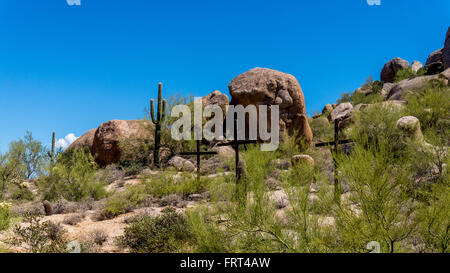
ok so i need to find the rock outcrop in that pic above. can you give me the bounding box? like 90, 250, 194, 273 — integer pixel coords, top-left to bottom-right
381, 58, 410, 83
444, 27, 450, 69
66, 128, 96, 153
92, 120, 154, 166
202, 90, 229, 120
387, 75, 448, 100
228, 67, 313, 146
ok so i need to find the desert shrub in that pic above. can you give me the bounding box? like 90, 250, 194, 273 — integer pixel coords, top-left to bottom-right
10, 213, 68, 253
348, 103, 404, 149
39, 148, 107, 202
395, 67, 427, 82
89, 229, 108, 246
118, 132, 153, 175
144, 173, 208, 198
416, 179, 450, 253
94, 165, 125, 184
117, 208, 192, 253
9, 183, 34, 201
337, 78, 383, 105
99, 185, 147, 219
63, 214, 84, 226
309, 118, 333, 142
0, 153, 22, 199
404, 81, 450, 138
0, 202, 12, 231
334, 143, 417, 253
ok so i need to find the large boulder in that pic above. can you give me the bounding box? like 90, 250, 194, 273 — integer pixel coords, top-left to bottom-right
380, 82, 395, 99
228, 67, 313, 146
444, 27, 450, 70
202, 90, 229, 120
425, 48, 443, 68
329, 102, 353, 121
66, 128, 96, 153
92, 120, 153, 166
380, 58, 410, 83
387, 75, 448, 100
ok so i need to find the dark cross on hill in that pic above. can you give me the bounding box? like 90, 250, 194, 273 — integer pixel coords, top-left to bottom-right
315, 119, 353, 200
217, 118, 257, 181
180, 140, 217, 180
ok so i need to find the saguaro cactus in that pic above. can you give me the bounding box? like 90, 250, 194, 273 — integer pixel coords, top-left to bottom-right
150, 83, 167, 167
50, 131, 56, 166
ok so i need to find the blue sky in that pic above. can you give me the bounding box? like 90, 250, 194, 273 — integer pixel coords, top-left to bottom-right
0, 0, 449, 151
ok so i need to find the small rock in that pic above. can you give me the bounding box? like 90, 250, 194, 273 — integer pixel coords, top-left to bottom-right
396, 116, 423, 141
291, 155, 315, 168
271, 190, 289, 209
411, 61, 423, 73
265, 178, 281, 191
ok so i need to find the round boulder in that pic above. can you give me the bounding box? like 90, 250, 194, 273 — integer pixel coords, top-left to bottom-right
228, 67, 313, 146
396, 116, 423, 141
92, 120, 154, 166
381, 58, 410, 83
66, 128, 96, 153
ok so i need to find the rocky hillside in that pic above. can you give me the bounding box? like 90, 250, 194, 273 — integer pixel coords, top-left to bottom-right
0, 28, 448, 254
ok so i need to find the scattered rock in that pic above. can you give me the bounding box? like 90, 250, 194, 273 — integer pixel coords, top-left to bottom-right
270, 190, 289, 209
187, 194, 204, 201
387, 75, 448, 100
265, 178, 281, 191
66, 128, 96, 153
411, 61, 423, 73
212, 145, 235, 159
228, 67, 313, 146
92, 120, 154, 166
273, 159, 290, 170
381, 58, 410, 83
291, 155, 315, 168
380, 82, 395, 98
353, 103, 368, 112
168, 156, 195, 172
355, 85, 373, 95
396, 116, 423, 142
329, 102, 353, 121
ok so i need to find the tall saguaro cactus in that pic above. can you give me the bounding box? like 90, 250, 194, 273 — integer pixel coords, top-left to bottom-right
51, 132, 56, 165
150, 83, 167, 167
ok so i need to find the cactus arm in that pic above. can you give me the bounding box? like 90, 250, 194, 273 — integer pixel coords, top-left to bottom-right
150, 99, 156, 123
161, 99, 167, 122
157, 83, 163, 121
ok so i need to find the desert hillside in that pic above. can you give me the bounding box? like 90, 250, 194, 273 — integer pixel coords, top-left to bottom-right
0, 28, 449, 254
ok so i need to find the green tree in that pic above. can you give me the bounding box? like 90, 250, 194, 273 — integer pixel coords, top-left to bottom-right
8, 131, 46, 179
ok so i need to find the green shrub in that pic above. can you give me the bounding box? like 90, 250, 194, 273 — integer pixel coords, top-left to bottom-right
117, 208, 193, 253
0, 202, 11, 231
101, 185, 147, 219
10, 213, 68, 253
39, 148, 107, 201
395, 67, 427, 83
404, 81, 450, 138
144, 173, 208, 198
334, 144, 417, 253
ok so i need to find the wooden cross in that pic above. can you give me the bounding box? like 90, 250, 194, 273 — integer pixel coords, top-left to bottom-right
217, 118, 257, 181
315, 119, 353, 199
179, 140, 217, 180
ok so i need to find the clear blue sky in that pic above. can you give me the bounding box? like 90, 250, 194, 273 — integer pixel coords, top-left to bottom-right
0, 0, 449, 151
